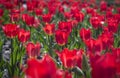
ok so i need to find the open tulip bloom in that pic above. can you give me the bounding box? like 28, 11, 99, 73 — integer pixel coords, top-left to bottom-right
0, 0, 120, 78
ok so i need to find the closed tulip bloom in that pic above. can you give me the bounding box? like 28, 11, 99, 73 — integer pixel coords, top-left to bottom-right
99, 32, 114, 50
0, 9, 3, 17
55, 30, 69, 46
100, 1, 107, 12
34, 8, 43, 16
22, 14, 40, 28
57, 48, 78, 68
79, 28, 91, 41
42, 13, 52, 23
94, 38, 103, 53
73, 12, 84, 22
2, 24, 19, 38
86, 7, 95, 14
58, 21, 72, 34
18, 29, 30, 43
27, 1, 37, 12
107, 18, 119, 33
25, 54, 57, 78
43, 23, 55, 35
90, 16, 102, 29
112, 48, 120, 76
90, 53, 116, 78
26, 42, 40, 58
10, 9, 20, 22
85, 38, 95, 52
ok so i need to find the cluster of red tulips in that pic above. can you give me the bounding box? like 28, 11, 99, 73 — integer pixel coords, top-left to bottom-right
0, 0, 120, 78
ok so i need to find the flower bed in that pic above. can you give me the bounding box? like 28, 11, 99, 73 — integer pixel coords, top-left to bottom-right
0, 0, 120, 78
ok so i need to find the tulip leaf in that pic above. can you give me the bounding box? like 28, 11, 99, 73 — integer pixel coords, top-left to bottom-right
72, 66, 84, 77
82, 54, 91, 78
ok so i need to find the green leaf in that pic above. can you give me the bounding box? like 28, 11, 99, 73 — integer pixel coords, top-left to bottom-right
72, 66, 84, 76
82, 54, 91, 78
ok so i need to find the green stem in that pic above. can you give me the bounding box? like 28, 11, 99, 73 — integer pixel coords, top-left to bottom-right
11, 38, 14, 77
48, 35, 53, 57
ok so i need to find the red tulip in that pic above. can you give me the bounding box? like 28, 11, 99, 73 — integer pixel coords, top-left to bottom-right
117, 8, 120, 14
43, 23, 55, 35
34, 8, 43, 16
48, 6, 57, 14
106, 11, 113, 19
63, 12, 72, 19
85, 37, 103, 54
114, 14, 120, 23
99, 32, 114, 50
112, 48, 120, 76
4, 2, 14, 9
90, 16, 102, 29
55, 30, 69, 46
108, 22, 118, 33
86, 7, 95, 15
26, 42, 40, 58
90, 53, 116, 78
0, 9, 3, 17
67, 19, 78, 28
42, 13, 52, 23
58, 21, 72, 34
24, 15, 35, 26
107, 18, 119, 33
10, 9, 20, 22
70, 5, 80, 15
85, 38, 95, 52
56, 70, 72, 78
58, 6, 64, 13
2, 24, 19, 38
22, 14, 40, 28
76, 49, 84, 68
57, 48, 78, 68
55, 70, 64, 78
18, 29, 30, 43
79, 28, 91, 41
64, 71, 72, 78
73, 12, 84, 22
25, 54, 57, 78
27, 1, 38, 12
100, 1, 107, 12
94, 38, 103, 53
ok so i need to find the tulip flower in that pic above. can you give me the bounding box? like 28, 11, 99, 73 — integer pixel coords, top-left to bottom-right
99, 32, 114, 50
42, 13, 52, 23
43, 23, 55, 35
85, 38, 95, 52
112, 48, 120, 77
90, 53, 116, 78
26, 42, 40, 58
58, 21, 72, 34
107, 18, 119, 33
10, 9, 20, 22
22, 14, 40, 28
90, 16, 102, 29
73, 12, 84, 22
57, 48, 84, 71
34, 8, 43, 16
79, 28, 91, 41
18, 29, 30, 43
0, 9, 3, 17
57, 48, 80, 68
100, 1, 107, 12
27, 1, 37, 12
25, 54, 57, 78
55, 30, 69, 46
2, 24, 19, 38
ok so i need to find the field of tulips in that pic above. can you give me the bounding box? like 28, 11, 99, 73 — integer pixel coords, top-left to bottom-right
0, 0, 120, 78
